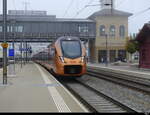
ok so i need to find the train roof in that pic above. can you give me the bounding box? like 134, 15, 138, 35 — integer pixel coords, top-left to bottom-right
57, 36, 80, 41
49, 36, 81, 47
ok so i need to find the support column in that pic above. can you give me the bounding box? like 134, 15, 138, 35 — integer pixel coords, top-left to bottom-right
25, 42, 28, 63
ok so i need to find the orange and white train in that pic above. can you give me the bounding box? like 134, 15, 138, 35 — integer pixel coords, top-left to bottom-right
33, 36, 87, 77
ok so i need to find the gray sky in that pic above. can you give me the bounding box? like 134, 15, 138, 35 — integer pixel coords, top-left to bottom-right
0, 0, 150, 34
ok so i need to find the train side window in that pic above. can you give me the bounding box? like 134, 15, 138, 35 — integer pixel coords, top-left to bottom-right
51, 48, 55, 56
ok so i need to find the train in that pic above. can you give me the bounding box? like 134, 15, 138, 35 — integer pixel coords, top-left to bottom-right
33, 36, 87, 77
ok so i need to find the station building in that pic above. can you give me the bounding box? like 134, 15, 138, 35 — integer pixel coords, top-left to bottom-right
0, 6, 132, 63
88, 9, 132, 63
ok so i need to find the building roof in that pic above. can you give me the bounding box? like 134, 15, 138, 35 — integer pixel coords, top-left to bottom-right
0, 15, 94, 23
8, 10, 47, 16
88, 9, 133, 19
0, 15, 56, 22
136, 23, 150, 42
0, 10, 94, 23
56, 18, 94, 22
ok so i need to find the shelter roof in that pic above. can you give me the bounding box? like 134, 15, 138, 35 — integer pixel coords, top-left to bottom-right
136, 23, 150, 42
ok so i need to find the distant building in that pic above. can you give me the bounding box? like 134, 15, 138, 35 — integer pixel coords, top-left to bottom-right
136, 22, 150, 69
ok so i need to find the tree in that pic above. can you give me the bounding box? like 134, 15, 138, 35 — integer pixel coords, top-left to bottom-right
126, 39, 139, 62
126, 40, 137, 54
134, 40, 140, 51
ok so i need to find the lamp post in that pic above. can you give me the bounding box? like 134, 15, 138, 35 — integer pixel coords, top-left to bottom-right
10, 19, 16, 74
2, 0, 8, 84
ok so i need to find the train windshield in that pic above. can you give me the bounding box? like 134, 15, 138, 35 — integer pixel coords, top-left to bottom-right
61, 40, 82, 58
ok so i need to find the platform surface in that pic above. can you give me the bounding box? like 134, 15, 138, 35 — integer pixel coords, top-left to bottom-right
88, 63, 150, 80
0, 62, 88, 112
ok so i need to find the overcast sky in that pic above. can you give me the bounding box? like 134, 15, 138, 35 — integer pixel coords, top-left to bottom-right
0, 0, 150, 34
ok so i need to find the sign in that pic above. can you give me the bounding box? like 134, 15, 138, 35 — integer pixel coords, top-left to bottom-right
9, 49, 14, 57
1, 43, 8, 48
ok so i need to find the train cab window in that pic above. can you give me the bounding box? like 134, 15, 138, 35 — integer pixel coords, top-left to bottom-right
61, 40, 82, 59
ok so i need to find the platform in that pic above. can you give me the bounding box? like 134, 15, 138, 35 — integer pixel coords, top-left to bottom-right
88, 63, 150, 80
0, 62, 88, 112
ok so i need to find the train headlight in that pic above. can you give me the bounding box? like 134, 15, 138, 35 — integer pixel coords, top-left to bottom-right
59, 56, 65, 63
81, 56, 85, 63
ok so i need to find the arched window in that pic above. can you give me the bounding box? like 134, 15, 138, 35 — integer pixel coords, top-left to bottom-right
109, 25, 115, 38
120, 25, 125, 38
100, 25, 105, 36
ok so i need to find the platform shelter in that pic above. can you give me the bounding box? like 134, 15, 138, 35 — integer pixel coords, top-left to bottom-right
136, 23, 150, 69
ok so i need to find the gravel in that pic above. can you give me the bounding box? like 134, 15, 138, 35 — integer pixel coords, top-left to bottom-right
78, 75, 150, 112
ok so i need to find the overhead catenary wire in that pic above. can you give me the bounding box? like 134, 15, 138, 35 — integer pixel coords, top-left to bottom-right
27, 0, 34, 11
129, 7, 150, 20
73, 0, 97, 18
116, 0, 128, 8
63, 0, 74, 17
12, 0, 17, 11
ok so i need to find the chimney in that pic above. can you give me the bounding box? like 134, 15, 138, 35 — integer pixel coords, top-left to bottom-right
100, 0, 115, 10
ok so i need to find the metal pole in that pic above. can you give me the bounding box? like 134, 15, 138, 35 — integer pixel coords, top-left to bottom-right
3, 0, 8, 84
23, 41, 25, 65
25, 42, 27, 63
105, 34, 108, 67
21, 38, 23, 68
111, 0, 113, 15
12, 21, 15, 74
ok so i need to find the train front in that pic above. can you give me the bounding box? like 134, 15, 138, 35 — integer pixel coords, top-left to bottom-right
55, 37, 86, 77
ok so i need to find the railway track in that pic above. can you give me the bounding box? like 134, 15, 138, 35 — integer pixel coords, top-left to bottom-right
87, 67, 150, 94
39, 63, 139, 113
59, 78, 136, 113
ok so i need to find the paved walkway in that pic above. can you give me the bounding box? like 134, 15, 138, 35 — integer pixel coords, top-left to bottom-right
0, 62, 88, 112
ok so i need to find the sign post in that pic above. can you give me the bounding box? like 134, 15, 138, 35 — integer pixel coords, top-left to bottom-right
2, 0, 8, 84
8, 49, 15, 76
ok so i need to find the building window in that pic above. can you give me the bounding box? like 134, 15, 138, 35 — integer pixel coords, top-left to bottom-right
18, 26, 23, 32
9, 26, 12, 32
119, 25, 125, 38
0, 26, 2, 32
109, 25, 115, 38
79, 26, 88, 33
14, 26, 23, 32
0, 25, 23, 33
7, 26, 10, 32
118, 50, 126, 62
100, 25, 105, 36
